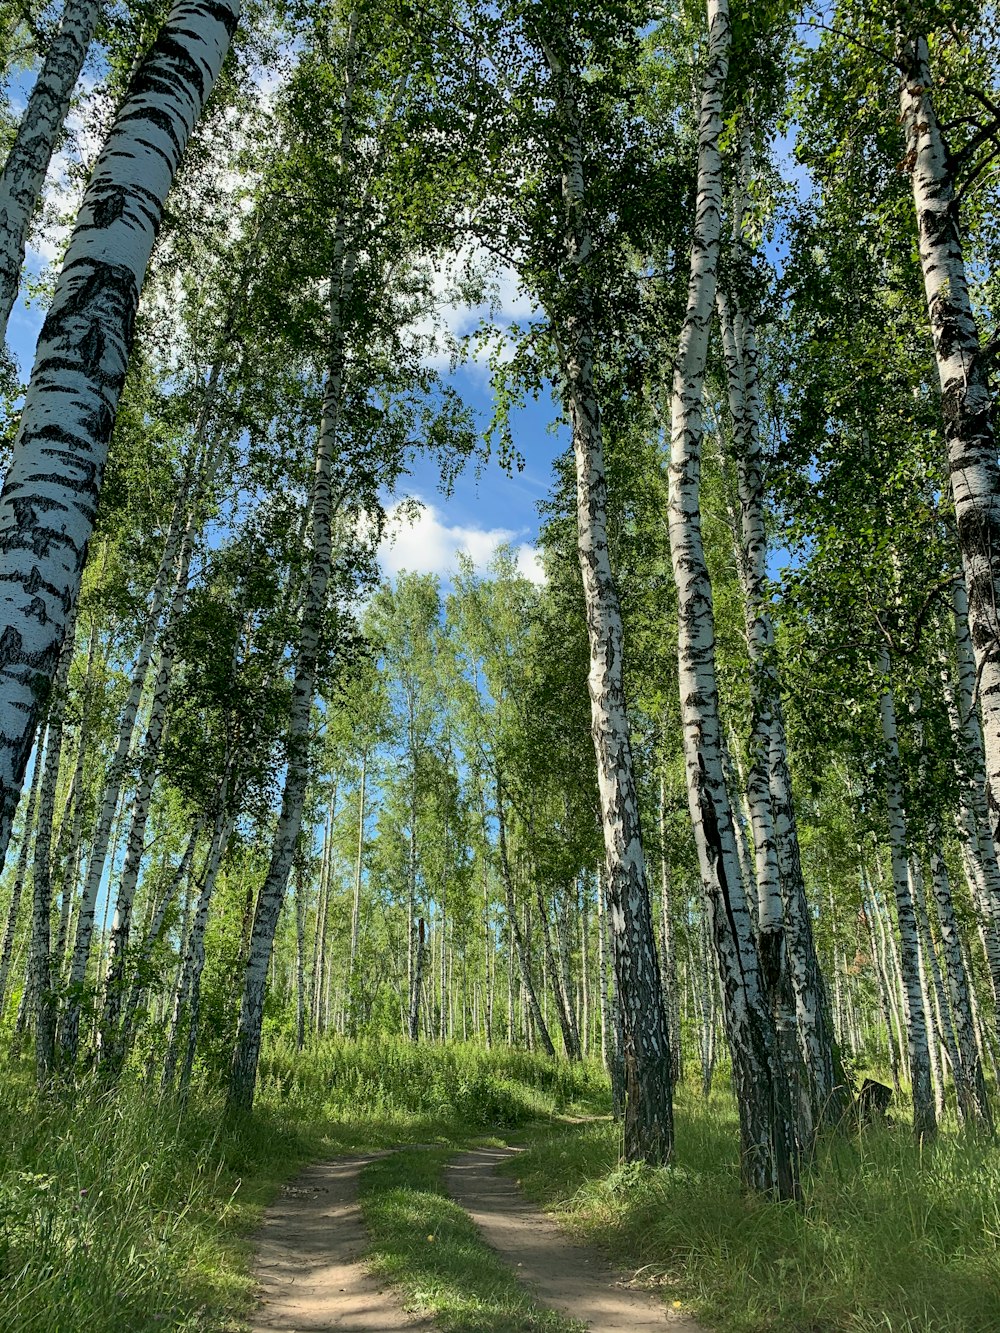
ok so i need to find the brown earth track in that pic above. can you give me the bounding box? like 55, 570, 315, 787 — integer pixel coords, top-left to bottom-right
445, 1147, 706, 1333
250, 1144, 707, 1333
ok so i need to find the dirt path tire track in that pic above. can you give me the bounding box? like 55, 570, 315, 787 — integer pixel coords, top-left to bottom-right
250, 1153, 432, 1331
445, 1147, 706, 1333
250, 1144, 707, 1333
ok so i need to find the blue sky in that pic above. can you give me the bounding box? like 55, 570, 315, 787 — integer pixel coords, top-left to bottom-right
6, 259, 568, 589
383, 361, 567, 586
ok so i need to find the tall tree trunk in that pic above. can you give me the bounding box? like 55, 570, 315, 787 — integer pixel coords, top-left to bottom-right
945, 586, 1000, 1042
718, 263, 841, 1130
534, 876, 580, 1059
0, 0, 101, 338
294, 854, 306, 1052
541, 35, 673, 1166
0, 731, 43, 1016
98, 527, 195, 1071
28, 606, 75, 1079
929, 842, 993, 1129
229, 161, 358, 1110
176, 809, 234, 1097
483, 862, 494, 1050
877, 650, 936, 1139
0, 0, 240, 871
667, 0, 795, 1197
496, 774, 554, 1057
59, 497, 189, 1065
898, 36, 1000, 854
120, 821, 200, 1056
597, 867, 609, 1072
858, 861, 901, 1092
657, 774, 681, 1081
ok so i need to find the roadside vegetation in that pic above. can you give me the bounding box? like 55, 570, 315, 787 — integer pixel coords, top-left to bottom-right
0, 1040, 605, 1333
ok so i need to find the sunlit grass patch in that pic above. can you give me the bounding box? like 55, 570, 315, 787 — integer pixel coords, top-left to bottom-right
0, 1038, 610, 1332
510, 1079, 1000, 1333
360, 1146, 584, 1333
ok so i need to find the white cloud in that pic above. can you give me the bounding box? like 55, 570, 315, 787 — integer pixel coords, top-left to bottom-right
378, 499, 545, 584
408, 249, 540, 374
515, 543, 545, 584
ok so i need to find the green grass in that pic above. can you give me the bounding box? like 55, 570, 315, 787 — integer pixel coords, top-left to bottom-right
0, 1038, 609, 1333
359, 1145, 584, 1332
9, 1038, 996, 1333
509, 1080, 1000, 1333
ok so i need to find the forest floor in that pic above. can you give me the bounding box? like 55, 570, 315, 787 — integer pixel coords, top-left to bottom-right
3, 1039, 999, 1333
250, 1139, 705, 1332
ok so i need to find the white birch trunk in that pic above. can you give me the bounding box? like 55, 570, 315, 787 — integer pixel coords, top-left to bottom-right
877, 650, 935, 1138
98, 526, 195, 1068
496, 774, 554, 1057
667, 0, 794, 1195
59, 496, 188, 1063
541, 34, 673, 1164
910, 856, 957, 1118
173, 808, 234, 1096
0, 0, 101, 337
0, 732, 43, 1016
228, 204, 358, 1110
899, 36, 1000, 856
312, 785, 335, 1034
718, 272, 840, 1128
294, 856, 306, 1052
947, 584, 1000, 1038
120, 821, 200, 1053
0, 0, 239, 869
27, 604, 75, 1077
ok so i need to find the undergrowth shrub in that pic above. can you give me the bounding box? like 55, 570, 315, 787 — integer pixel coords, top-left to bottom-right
256, 1035, 610, 1127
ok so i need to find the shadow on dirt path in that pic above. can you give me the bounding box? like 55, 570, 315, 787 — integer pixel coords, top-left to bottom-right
445, 1146, 706, 1333
250, 1153, 433, 1332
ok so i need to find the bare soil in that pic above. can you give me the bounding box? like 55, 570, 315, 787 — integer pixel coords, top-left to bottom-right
445, 1147, 706, 1333
250, 1145, 707, 1333
249, 1153, 432, 1332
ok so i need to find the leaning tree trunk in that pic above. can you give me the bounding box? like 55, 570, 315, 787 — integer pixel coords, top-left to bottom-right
877, 649, 936, 1140
0, 0, 102, 339
667, 0, 795, 1198
899, 36, 1000, 852
0, 0, 240, 873
542, 34, 673, 1166
228, 224, 357, 1113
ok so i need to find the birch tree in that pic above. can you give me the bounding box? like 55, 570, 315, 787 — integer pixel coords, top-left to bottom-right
667, 0, 796, 1196
896, 24, 1000, 853
0, 0, 240, 872
0, 0, 101, 340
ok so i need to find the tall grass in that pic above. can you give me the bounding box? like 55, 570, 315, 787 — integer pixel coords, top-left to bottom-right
511, 1081, 1000, 1333
0, 1038, 608, 1333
